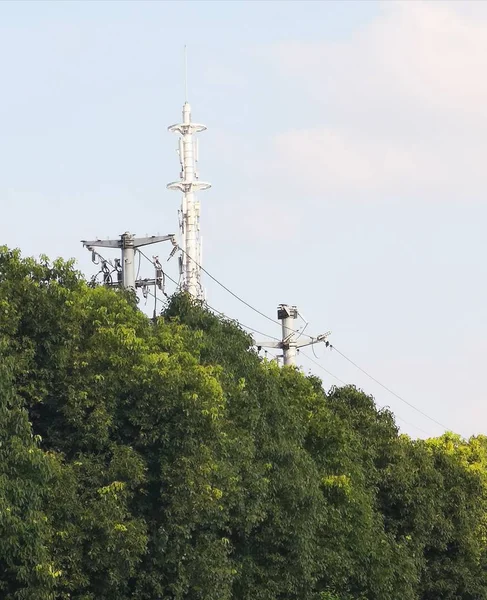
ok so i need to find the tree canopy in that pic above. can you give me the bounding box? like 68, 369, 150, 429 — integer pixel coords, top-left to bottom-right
0, 245, 486, 600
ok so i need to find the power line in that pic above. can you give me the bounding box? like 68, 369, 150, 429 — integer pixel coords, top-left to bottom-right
331, 345, 453, 433
390, 415, 430, 437
299, 349, 347, 385
143, 272, 432, 436
142, 246, 330, 356
179, 247, 316, 341
138, 248, 282, 343
140, 245, 448, 435
139, 243, 443, 437
205, 302, 281, 342
138, 249, 280, 344
122, 242, 439, 436
299, 349, 431, 436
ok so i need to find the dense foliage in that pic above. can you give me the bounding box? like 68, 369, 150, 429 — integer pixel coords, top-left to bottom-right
0, 245, 486, 599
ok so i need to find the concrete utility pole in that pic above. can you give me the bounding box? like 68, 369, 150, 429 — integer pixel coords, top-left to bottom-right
82, 232, 176, 291
257, 304, 331, 367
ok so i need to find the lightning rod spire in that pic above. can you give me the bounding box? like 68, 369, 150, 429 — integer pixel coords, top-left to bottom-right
184, 44, 188, 102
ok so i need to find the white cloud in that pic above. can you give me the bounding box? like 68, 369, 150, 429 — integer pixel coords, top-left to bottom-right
273, 128, 428, 192
270, 1, 487, 197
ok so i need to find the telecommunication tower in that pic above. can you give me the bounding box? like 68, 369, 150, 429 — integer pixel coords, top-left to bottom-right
167, 95, 211, 299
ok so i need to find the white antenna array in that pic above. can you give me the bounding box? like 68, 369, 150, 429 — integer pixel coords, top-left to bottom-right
167, 54, 211, 300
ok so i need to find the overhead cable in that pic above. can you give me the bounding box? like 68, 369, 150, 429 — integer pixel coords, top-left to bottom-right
179, 247, 316, 340
331, 345, 453, 433
138, 249, 280, 344
299, 349, 431, 436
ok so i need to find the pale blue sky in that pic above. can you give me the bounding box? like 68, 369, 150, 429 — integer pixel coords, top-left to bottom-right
1, 0, 485, 438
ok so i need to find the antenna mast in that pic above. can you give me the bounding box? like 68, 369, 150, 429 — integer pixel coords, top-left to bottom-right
167, 53, 211, 299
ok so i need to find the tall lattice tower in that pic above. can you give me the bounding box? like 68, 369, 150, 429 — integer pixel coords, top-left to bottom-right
167, 91, 211, 299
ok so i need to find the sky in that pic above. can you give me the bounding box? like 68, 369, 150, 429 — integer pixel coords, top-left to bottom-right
1, 0, 486, 439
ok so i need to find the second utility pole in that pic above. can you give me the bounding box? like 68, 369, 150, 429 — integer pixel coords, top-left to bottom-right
257, 304, 331, 366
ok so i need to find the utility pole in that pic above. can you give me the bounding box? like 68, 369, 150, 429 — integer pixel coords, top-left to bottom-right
167, 97, 211, 300
82, 231, 176, 292
257, 304, 331, 367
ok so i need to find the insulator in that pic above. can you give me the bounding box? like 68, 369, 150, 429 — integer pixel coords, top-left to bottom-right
155, 268, 163, 289
101, 261, 111, 285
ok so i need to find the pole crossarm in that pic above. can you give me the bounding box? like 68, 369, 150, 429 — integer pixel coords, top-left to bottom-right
255, 341, 281, 350
132, 235, 176, 248
296, 332, 332, 349
82, 238, 120, 249
82, 234, 175, 251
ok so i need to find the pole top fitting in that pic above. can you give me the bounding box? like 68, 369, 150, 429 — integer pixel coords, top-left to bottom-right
277, 305, 298, 320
